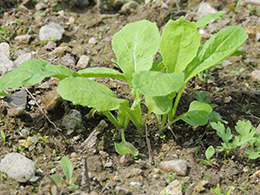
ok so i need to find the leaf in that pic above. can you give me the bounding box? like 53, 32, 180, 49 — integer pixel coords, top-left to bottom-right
114, 140, 139, 156
145, 96, 173, 115
61, 157, 73, 182
112, 20, 160, 83
150, 56, 165, 71
50, 175, 66, 184
195, 11, 226, 28
78, 67, 126, 81
205, 146, 215, 161
57, 77, 126, 111
160, 17, 201, 73
0, 59, 79, 96
211, 122, 233, 144
184, 26, 248, 83
194, 91, 210, 104
67, 185, 79, 190
179, 101, 212, 126
245, 148, 260, 159
132, 71, 184, 96
235, 120, 256, 146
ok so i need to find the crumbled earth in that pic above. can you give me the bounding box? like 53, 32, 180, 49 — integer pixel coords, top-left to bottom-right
0, 0, 260, 194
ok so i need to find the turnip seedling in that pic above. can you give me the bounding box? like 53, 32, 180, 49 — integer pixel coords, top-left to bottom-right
0, 17, 248, 156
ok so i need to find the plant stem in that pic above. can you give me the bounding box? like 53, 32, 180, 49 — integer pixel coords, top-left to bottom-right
103, 111, 121, 129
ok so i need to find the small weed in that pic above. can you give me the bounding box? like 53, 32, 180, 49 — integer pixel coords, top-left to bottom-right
211, 184, 233, 195
230, 67, 245, 76
164, 173, 176, 183
17, 173, 39, 184
0, 130, 6, 146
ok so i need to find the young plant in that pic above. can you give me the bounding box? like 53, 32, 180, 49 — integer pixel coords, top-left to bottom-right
211, 184, 233, 195
50, 157, 79, 190
164, 173, 176, 183
198, 145, 215, 167
17, 173, 39, 183
0, 130, 6, 146
0, 16, 248, 156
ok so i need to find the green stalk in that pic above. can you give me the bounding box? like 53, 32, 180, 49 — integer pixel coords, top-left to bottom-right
169, 85, 186, 122
103, 111, 121, 129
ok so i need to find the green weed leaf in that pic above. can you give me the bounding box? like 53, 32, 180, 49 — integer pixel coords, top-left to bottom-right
195, 11, 226, 28
50, 175, 66, 184
132, 71, 184, 96
160, 16, 201, 73
245, 148, 260, 159
78, 67, 126, 81
145, 96, 172, 115
114, 140, 139, 156
61, 157, 73, 182
57, 77, 126, 111
112, 20, 160, 83
179, 101, 212, 126
185, 26, 248, 82
211, 122, 233, 144
0, 59, 78, 96
235, 120, 256, 146
205, 146, 215, 161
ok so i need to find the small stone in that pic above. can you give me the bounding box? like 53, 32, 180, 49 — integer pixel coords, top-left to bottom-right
68, 16, 75, 25
99, 151, 109, 159
0, 42, 10, 57
104, 162, 113, 168
35, 2, 46, 10
0, 153, 35, 180
13, 53, 32, 67
62, 109, 85, 134
114, 186, 132, 195
39, 23, 65, 42
71, 152, 77, 157
7, 91, 27, 109
119, 153, 134, 167
161, 143, 170, 152
88, 37, 98, 45
0, 52, 14, 74
160, 180, 182, 195
42, 89, 61, 113
193, 180, 208, 193
125, 168, 143, 178
130, 181, 143, 187
256, 33, 260, 41
14, 35, 31, 44
251, 70, 260, 82
120, 1, 139, 14
160, 160, 188, 176
57, 10, 64, 17
76, 55, 90, 69
197, 2, 217, 18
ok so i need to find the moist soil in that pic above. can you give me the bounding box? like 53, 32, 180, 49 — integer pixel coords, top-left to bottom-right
0, 0, 260, 194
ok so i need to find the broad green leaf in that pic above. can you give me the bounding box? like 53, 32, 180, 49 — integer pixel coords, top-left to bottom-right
61, 157, 73, 182
0, 59, 79, 96
114, 140, 139, 156
235, 120, 256, 146
185, 26, 248, 82
57, 77, 126, 111
211, 122, 233, 144
78, 67, 126, 81
160, 17, 201, 73
50, 175, 66, 184
179, 101, 212, 126
145, 96, 173, 115
112, 20, 160, 83
195, 11, 226, 28
67, 185, 79, 190
132, 71, 184, 96
205, 146, 215, 161
245, 148, 260, 159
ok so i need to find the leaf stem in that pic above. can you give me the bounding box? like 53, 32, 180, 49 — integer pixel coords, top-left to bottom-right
103, 111, 121, 129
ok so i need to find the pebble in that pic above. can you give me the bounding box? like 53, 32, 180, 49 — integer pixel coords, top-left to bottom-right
0, 42, 10, 57
114, 186, 132, 195
159, 160, 188, 176
13, 53, 32, 67
196, 2, 217, 18
76, 55, 91, 69
125, 168, 143, 178
62, 109, 85, 134
0, 51, 14, 74
14, 35, 31, 44
120, 1, 139, 14
251, 70, 260, 82
256, 32, 260, 41
159, 179, 182, 195
39, 23, 65, 42
7, 91, 27, 117
0, 153, 36, 180
119, 153, 134, 167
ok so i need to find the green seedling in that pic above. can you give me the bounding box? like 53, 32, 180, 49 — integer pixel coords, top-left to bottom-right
164, 173, 176, 183
211, 184, 233, 195
230, 67, 245, 76
211, 120, 258, 159
198, 145, 215, 166
0, 16, 248, 156
226, 0, 243, 24
0, 130, 6, 146
17, 173, 39, 183
50, 157, 79, 190
28, 135, 38, 151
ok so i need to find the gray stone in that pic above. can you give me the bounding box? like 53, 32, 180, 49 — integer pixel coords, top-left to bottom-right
251, 70, 260, 82
159, 160, 187, 176
76, 55, 90, 69
120, 1, 139, 14
0, 42, 10, 57
119, 153, 134, 167
197, 2, 217, 18
7, 91, 27, 117
13, 53, 32, 67
160, 180, 182, 195
14, 35, 31, 44
0, 52, 14, 74
35, 2, 46, 10
0, 153, 35, 180
39, 23, 65, 42
256, 33, 260, 41
62, 109, 85, 134
114, 186, 132, 195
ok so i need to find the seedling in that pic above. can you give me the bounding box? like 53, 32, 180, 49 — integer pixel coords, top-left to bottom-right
0, 16, 248, 156
50, 157, 79, 190
0, 130, 6, 146
230, 67, 245, 76
211, 120, 258, 159
198, 146, 215, 166
211, 184, 233, 195
164, 173, 176, 183
17, 173, 39, 183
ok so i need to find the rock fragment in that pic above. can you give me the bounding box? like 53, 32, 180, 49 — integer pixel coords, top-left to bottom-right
160, 180, 182, 195
39, 23, 65, 42
159, 160, 188, 176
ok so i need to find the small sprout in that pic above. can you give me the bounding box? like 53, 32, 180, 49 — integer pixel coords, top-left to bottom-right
164, 173, 176, 183
17, 174, 39, 183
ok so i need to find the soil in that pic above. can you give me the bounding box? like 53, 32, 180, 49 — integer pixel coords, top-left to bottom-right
0, 0, 260, 194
